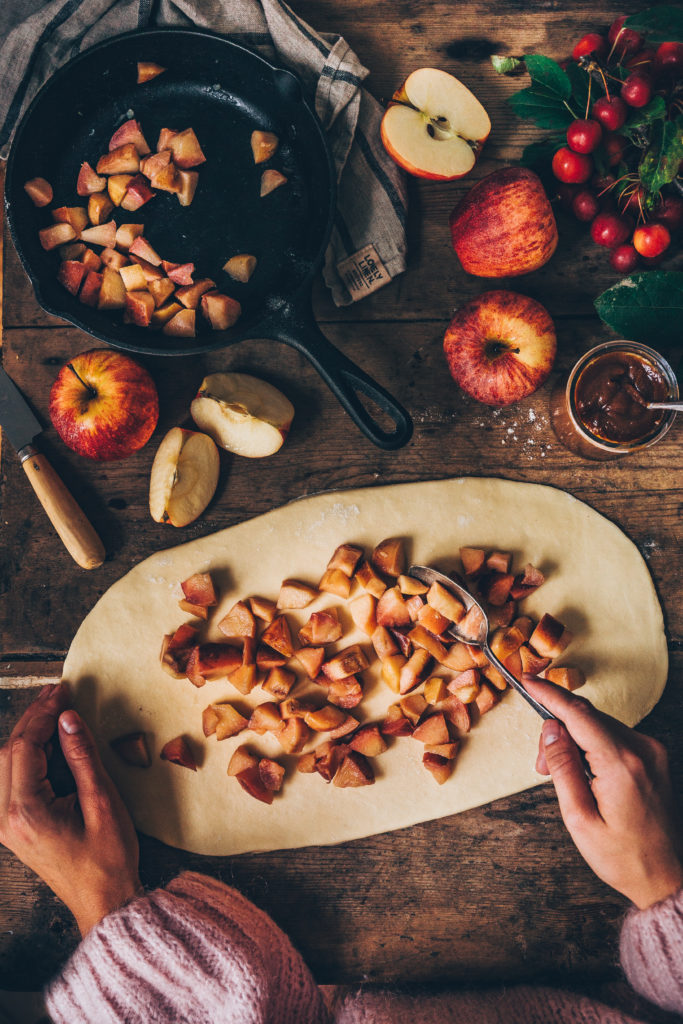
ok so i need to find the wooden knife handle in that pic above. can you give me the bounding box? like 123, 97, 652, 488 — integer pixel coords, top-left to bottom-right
22, 451, 105, 569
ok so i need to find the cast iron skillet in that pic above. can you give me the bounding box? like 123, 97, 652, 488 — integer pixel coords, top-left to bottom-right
5, 28, 412, 450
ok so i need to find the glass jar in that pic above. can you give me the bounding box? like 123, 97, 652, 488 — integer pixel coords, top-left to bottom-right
550, 341, 678, 460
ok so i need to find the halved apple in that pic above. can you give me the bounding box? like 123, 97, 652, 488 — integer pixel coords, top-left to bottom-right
380, 68, 490, 181
190, 372, 294, 458
149, 426, 220, 527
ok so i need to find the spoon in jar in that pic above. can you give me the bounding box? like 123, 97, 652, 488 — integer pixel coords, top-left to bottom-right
646, 400, 683, 411
408, 564, 555, 720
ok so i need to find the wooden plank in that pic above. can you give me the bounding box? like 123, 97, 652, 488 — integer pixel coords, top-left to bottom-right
0, 652, 681, 990
0, 322, 681, 656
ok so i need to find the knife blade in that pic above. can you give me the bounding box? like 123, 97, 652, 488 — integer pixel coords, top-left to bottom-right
0, 367, 105, 569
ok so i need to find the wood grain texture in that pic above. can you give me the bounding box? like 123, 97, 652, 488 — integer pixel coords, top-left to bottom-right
1, 0, 682, 1000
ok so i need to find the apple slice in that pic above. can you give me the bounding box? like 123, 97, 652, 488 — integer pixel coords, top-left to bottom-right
398, 574, 428, 596
203, 702, 248, 740
121, 175, 156, 212
381, 653, 406, 692
119, 263, 149, 291
223, 254, 257, 283
399, 692, 428, 725
426, 581, 465, 622
23, 177, 53, 206
372, 626, 399, 660
322, 645, 369, 681
97, 144, 140, 175
97, 267, 126, 310
260, 169, 287, 196
399, 648, 431, 694
149, 428, 219, 527
109, 119, 150, 156
141, 150, 171, 179
260, 615, 294, 658
200, 292, 241, 329
176, 279, 216, 309
162, 261, 195, 285
259, 758, 285, 793
279, 717, 311, 754
124, 290, 155, 327
423, 676, 448, 704
376, 586, 410, 628
137, 61, 166, 83
381, 705, 413, 736
178, 599, 208, 620
417, 604, 449, 636
228, 745, 258, 777
80, 220, 117, 248
510, 564, 545, 600
412, 712, 449, 745
170, 128, 206, 168
177, 170, 199, 207
474, 681, 500, 716
52, 206, 88, 233
129, 254, 164, 282
251, 130, 279, 164
115, 223, 144, 251
88, 193, 114, 225
77, 162, 106, 196
355, 561, 387, 599
39, 223, 77, 251
349, 594, 377, 636
381, 68, 490, 181
162, 308, 196, 337
160, 735, 197, 770
190, 372, 294, 458
79, 271, 103, 307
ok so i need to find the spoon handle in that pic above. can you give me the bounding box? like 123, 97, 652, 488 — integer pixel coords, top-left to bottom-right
647, 401, 683, 410
484, 645, 556, 720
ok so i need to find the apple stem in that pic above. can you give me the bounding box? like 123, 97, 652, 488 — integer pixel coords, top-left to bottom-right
67, 362, 97, 399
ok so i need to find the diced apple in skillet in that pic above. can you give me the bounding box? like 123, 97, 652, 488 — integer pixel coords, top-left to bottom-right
119, 263, 148, 291
110, 731, 151, 767
149, 161, 180, 193
109, 119, 151, 156
170, 128, 206, 169
107, 173, 134, 206
128, 235, 161, 265
160, 735, 197, 770
88, 193, 114, 224
177, 170, 199, 207
157, 128, 178, 151
100, 247, 125, 269
529, 613, 573, 659
277, 578, 318, 609
124, 290, 155, 327
200, 292, 241, 329
372, 537, 405, 577
79, 220, 117, 248
333, 750, 374, 788
59, 241, 86, 260
23, 177, 53, 206
151, 301, 183, 328
77, 162, 106, 196
251, 130, 279, 164
162, 308, 196, 337
115, 222, 144, 250
260, 169, 287, 196
148, 278, 176, 308
52, 205, 89, 233
78, 271, 102, 307
97, 144, 140, 175
57, 260, 87, 296
39, 223, 77, 251
162, 260, 195, 285
141, 150, 171, 179
121, 175, 156, 212
223, 254, 257, 283
137, 61, 166, 84
97, 267, 126, 310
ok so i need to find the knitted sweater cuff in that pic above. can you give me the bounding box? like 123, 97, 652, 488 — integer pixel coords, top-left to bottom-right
45, 871, 327, 1024
619, 886, 683, 1014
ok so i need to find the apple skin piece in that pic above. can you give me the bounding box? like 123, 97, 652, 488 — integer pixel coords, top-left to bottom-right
170, 128, 206, 169
251, 130, 279, 164
77, 162, 107, 196
443, 290, 557, 408
124, 290, 155, 327
191, 372, 294, 458
449, 166, 558, 277
78, 271, 103, 307
110, 731, 151, 768
149, 427, 220, 527
109, 119, 150, 156
97, 144, 140, 175
57, 260, 87, 296
160, 735, 197, 771
49, 348, 158, 460
381, 68, 490, 181
121, 175, 156, 212
137, 61, 166, 83
223, 254, 257, 283
24, 177, 53, 206
39, 222, 77, 251
162, 261, 195, 285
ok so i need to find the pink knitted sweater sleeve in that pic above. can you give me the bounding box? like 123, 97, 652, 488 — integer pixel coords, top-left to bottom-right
619, 887, 683, 1014
45, 871, 328, 1024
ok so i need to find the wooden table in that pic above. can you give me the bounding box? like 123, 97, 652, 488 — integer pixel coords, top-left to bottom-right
1, 0, 681, 1013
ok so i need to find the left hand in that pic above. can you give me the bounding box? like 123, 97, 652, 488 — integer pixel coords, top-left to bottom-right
0, 682, 142, 935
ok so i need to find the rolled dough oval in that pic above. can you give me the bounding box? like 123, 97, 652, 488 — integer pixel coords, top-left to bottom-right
64, 478, 668, 856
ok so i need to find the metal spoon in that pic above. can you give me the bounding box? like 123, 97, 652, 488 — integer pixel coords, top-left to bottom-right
409, 564, 555, 720
646, 400, 683, 411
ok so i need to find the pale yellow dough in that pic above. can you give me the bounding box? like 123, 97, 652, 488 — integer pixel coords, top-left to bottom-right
64, 478, 668, 856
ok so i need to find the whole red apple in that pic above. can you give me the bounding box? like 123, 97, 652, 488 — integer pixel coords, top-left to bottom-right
49, 349, 159, 459
443, 290, 556, 407
449, 167, 558, 277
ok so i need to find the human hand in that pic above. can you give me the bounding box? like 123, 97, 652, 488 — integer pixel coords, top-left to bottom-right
0, 682, 142, 935
525, 675, 683, 910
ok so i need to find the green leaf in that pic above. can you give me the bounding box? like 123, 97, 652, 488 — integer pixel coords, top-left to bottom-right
594, 271, 683, 344
639, 116, 683, 192
624, 6, 683, 43
623, 96, 667, 133
523, 54, 572, 99
564, 61, 591, 116
508, 87, 574, 130
490, 55, 524, 74
520, 137, 564, 168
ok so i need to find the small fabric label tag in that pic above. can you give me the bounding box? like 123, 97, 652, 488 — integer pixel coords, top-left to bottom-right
337, 244, 389, 301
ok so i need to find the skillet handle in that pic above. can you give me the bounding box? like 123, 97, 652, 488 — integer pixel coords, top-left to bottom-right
261, 305, 413, 451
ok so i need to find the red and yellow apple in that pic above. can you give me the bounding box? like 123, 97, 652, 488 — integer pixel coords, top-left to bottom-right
449, 167, 558, 276
149, 427, 220, 527
190, 373, 294, 457
49, 349, 159, 459
381, 68, 490, 180
443, 290, 557, 406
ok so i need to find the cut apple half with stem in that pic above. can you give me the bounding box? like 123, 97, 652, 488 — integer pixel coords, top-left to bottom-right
149, 427, 220, 527
190, 372, 294, 458
380, 68, 490, 180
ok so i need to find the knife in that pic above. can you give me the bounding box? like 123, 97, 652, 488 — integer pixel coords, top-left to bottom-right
0, 367, 105, 569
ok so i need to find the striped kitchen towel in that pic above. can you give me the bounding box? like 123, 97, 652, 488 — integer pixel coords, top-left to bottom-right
0, 0, 407, 306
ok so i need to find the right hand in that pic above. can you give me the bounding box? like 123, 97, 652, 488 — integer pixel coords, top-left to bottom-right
524, 676, 683, 910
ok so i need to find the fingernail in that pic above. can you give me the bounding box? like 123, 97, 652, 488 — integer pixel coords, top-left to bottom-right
60, 710, 81, 734
543, 719, 562, 745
